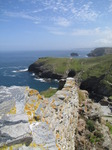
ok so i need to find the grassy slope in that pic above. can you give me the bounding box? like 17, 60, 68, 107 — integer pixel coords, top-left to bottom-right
36, 55, 112, 80
36, 55, 112, 96
40, 88, 57, 98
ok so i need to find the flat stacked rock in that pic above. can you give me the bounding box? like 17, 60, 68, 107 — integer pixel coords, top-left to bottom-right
0, 78, 79, 150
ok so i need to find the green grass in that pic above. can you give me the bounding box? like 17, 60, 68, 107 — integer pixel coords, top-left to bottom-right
89, 133, 103, 144
40, 88, 57, 98
109, 96, 112, 101
86, 119, 95, 132
35, 55, 112, 78
106, 122, 112, 134
35, 55, 112, 96
87, 130, 103, 144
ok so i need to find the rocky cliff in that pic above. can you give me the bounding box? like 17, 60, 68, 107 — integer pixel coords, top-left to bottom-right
87, 47, 112, 57
28, 55, 112, 101
0, 78, 112, 150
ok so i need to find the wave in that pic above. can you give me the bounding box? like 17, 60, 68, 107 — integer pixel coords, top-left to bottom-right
50, 87, 57, 89
54, 79, 59, 82
34, 78, 46, 82
9, 75, 16, 77
85, 55, 88, 57
31, 73, 35, 76
12, 68, 28, 73
0, 66, 23, 69
3, 74, 16, 77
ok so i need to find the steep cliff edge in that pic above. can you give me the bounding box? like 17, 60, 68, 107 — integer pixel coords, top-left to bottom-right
28, 55, 112, 100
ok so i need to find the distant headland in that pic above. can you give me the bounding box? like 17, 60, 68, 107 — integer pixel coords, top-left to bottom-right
87, 47, 112, 57
28, 53, 112, 101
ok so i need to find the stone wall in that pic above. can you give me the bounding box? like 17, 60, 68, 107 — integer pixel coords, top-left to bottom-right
41, 78, 79, 150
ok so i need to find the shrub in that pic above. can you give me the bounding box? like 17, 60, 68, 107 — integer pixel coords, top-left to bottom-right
88, 131, 103, 144
109, 96, 112, 102
86, 120, 95, 132
94, 130, 103, 138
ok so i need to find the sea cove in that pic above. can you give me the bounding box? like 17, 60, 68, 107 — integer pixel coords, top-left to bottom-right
0, 49, 89, 91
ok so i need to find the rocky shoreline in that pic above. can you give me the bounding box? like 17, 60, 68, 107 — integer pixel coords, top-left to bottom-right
28, 62, 63, 80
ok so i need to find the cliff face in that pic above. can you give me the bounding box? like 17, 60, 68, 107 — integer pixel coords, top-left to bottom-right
28, 59, 63, 79
28, 55, 112, 100
87, 47, 112, 57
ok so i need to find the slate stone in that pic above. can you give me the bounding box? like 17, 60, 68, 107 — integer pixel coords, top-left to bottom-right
0, 114, 32, 148
32, 122, 58, 150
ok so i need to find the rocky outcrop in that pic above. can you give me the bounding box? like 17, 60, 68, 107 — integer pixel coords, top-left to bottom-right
0, 86, 15, 116
70, 52, 79, 57
28, 62, 63, 79
87, 47, 112, 57
0, 114, 32, 147
80, 75, 112, 101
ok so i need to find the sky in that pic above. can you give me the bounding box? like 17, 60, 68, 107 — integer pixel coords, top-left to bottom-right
0, 0, 112, 51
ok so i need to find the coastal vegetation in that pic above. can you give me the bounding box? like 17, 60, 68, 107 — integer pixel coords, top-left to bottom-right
40, 88, 57, 98
106, 122, 112, 134
29, 54, 112, 99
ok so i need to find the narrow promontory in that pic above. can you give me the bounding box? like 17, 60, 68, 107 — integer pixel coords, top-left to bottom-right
28, 55, 112, 101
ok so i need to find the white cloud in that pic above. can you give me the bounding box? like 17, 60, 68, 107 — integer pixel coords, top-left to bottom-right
53, 17, 71, 27
50, 30, 65, 35
1, 0, 99, 26
71, 28, 101, 36
46, 26, 112, 45
71, 2, 98, 21
94, 27, 112, 46
4, 11, 40, 22
45, 26, 66, 35
36, 0, 99, 24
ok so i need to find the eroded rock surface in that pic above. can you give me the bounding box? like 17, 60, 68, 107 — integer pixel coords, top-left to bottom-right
1, 78, 111, 150
0, 114, 32, 147
0, 78, 79, 150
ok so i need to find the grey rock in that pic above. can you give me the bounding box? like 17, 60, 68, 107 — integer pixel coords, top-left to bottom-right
0, 86, 28, 116
101, 124, 112, 150
32, 122, 58, 150
0, 86, 15, 116
0, 114, 32, 148
57, 95, 65, 100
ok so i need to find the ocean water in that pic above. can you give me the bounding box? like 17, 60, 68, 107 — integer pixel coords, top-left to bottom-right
0, 49, 90, 91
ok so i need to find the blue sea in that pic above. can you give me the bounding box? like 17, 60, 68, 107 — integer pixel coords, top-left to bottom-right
0, 49, 90, 92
